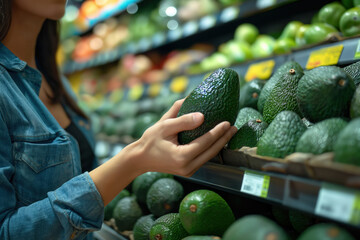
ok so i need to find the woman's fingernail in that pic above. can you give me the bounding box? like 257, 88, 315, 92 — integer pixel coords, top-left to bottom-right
223, 122, 230, 130
231, 126, 238, 134
192, 113, 203, 123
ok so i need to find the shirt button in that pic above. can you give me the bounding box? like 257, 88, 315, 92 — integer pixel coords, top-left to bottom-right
78, 120, 85, 127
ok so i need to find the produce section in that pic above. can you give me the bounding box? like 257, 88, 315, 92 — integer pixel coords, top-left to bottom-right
59, 0, 360, 239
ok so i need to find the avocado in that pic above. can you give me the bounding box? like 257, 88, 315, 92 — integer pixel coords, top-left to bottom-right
104, 189, 130, 221
133, 214, 156, 240
222, 215, 289, 240
304, 23, 339, 45
334, 118, 360, 166
340, 7, 360, 37
279, 21, 303, 40
239, 79, 265, 110
318, 2, 346, 28
297, 66, 355, 122
297, 223, 356, 240
179, 190, 235, 236
228, 119, 268, 149
133, 113, 160, 139
350, 85, 360, 118
177, 68, 239, 144
295, 24, 311, 47
234, 107, 263, 129
132, 172, 173, 204
182, 236, 221, 240
288, 209, 315, 233
296, 118, 348, 154
257, 111, 306, 158
149, 213, 189, 240
257, 61, 301, 114
343, 60, 360, 86
263, 62, 304, 123
113, 196, 143, 231
146, 178, 184, 217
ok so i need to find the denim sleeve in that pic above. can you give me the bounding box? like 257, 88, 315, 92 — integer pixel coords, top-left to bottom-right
0, 113, 105, 239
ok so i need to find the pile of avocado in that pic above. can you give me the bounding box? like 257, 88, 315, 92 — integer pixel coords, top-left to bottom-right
104, 170, 356, 240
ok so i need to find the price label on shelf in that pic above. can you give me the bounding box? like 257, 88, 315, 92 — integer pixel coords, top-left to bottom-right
315, 183, 360, 224
199, 15, 216, 30
148, 83, 163, 98
306, 45, 344, 69
241, 171, 270, 198
220, 6, 240, 23
170, 76, 189, 93
245, 60, 275, 81
128, 84, 144, 101
257, 0, 276, 9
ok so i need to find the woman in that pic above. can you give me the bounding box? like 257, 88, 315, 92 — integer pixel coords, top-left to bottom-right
0, 0, 237, 239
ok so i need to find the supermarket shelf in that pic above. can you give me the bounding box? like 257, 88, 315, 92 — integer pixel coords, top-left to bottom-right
61, 0, 297, 74
93, 224, 129, 240
178, 162, 360, 230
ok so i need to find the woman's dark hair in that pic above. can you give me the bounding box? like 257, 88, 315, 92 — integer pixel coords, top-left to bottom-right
0, 0, 88, 120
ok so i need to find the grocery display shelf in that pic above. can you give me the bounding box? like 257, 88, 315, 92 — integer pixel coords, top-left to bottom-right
177, 162, 360, 231
61, 0, 297, 75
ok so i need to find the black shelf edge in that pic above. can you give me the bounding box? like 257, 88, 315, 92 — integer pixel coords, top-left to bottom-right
60, 0, 297, 74
178, 162, 360, 230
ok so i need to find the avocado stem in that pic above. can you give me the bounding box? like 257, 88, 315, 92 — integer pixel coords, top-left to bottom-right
338, 79, 346, 87
328, 228, 339, 237
190, 204, 197, 213
252, 92, 259, 99
289, 69, 295, 75
155, 234, 162, 240
256, 119, 262, 123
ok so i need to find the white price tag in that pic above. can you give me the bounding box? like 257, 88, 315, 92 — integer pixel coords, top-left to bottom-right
241, 171, 270, 198
257, 0, 276, 9
315, 183, 360, 223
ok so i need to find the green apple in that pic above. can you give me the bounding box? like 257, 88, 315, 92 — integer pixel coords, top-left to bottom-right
234, 23, 259, 45
340, 6, 360, 36
280, 21, 303, 40
251, 35, 275, 58
274, 38, 297, 54
295, 24, 310, 47
318, 2, 346, 28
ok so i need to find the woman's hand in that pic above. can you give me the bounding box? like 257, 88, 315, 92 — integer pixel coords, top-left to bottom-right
132, 99, 238, 177
90, 99, 237, 205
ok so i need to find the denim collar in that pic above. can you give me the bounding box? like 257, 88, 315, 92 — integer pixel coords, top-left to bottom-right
0, 42, 27, 71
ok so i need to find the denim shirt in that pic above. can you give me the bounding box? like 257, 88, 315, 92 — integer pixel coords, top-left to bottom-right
0, 42, 104, 240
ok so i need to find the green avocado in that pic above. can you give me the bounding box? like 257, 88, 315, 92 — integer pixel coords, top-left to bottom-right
182, 236, 221, 240
279, 21, 303, 40
297, 223, 356, 240
104, 189, 130, 221
334, 118, 360, 166
234, 107, 263, 129
149, 213, 189, 240
132, 172, 173, 204
304, 23, 339, 45
222, 215, 289, 240
296, 118, 348, 154
113, 196, 143, 231
177, 68, 239, 144
263, 61, 304, 123
146, 178, 184, 217
228, 119, 268, 149
289, 209, 315, 233
297, 66, 355, 122
257, 61, 301, 114
343, 60, 360, 86
350, 85, 360, 118
239, 79, 266, 110
257, 111, 306, 158
133, 214, 156, 240
179, 190, 235, 236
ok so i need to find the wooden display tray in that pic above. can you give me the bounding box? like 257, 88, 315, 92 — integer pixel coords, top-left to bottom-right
221, 147, 360, 188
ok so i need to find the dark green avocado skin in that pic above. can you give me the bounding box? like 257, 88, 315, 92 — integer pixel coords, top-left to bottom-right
177, 68, 240, 144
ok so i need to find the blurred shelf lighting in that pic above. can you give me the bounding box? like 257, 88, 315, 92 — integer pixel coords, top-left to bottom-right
165, 6, 177, 17
127, 3, 138, 14
167, 19, 178, 30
